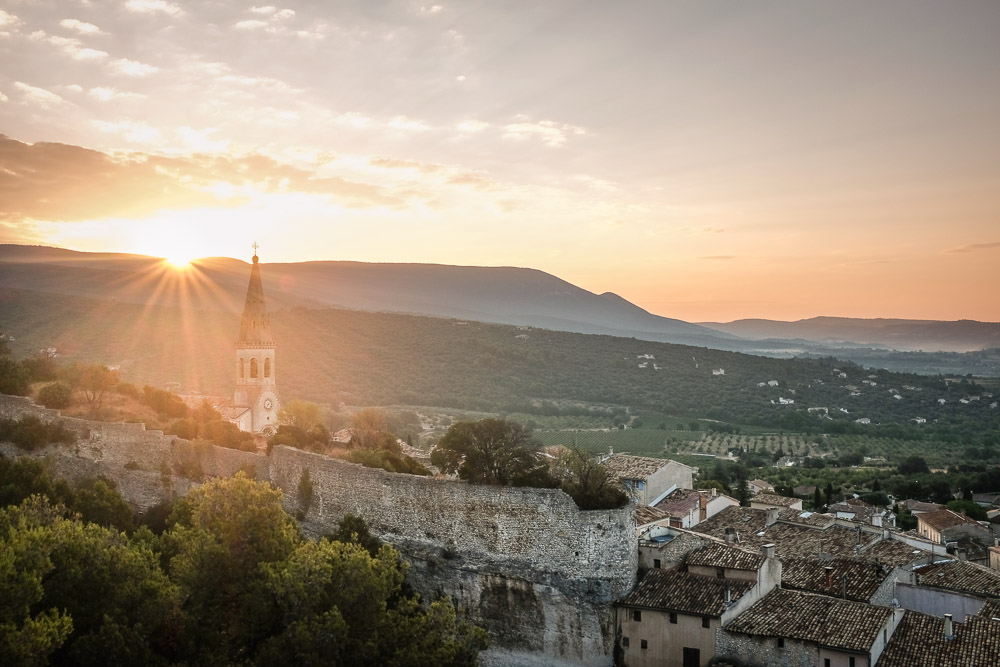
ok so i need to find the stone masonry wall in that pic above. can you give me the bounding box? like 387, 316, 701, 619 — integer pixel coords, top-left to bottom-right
0, 394, 637, 666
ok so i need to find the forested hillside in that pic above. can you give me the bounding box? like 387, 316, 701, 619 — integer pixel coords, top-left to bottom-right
3, 288, 997, 444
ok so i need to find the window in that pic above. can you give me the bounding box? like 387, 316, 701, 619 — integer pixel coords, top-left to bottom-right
622, 637, 629, 648
716, 567, 725, 579
824, 660, 831, 667
633, 610, 642, 622
653, 559, 661, 569
669, 612, 677, 624
250, 358, 258, 378
849, 659, 855, 667
777, 638, 784, 648
637, 481, 645, 490
702, 617, 710, 629
264, 357, 271, 378
640, 639, 648, 650
239, 358, 245, 378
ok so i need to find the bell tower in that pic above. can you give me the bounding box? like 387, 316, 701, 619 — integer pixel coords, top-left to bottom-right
234, 244, 280, 435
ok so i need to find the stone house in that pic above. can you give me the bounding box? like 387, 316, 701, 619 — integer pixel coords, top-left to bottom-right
617, 542, 781, 667
750, 493, 804, 512
602, 453, 694, 505
828, 498, 896, 528
917, 509, 991, 545
715, 588, 903, 667
748, 479, 774, 496
879, 609, 1000, 666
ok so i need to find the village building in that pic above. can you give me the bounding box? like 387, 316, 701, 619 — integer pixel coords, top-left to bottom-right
903, 499, 945, 515
617, 541, 781, 667
748, 479, 774, 496
917, 509, 991, 545
879, 609, 1000, 666
601, 453, 694, 505
897, 559, 1000, 622
220, 249, 281, 435
715, 588, 903, 667
828, 497, 896, 528
751, 493, 804, 512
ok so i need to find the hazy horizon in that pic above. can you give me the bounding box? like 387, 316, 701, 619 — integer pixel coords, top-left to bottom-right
2, 1, 998, 323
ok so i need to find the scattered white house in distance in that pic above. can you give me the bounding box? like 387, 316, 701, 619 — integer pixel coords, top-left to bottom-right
712, 368, 725, 376
912, 417, 926, 424
855, 417, 871, 425
767, 380, 779, 387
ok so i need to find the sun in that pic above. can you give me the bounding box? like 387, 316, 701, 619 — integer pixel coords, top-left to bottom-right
165, 254, 194, 269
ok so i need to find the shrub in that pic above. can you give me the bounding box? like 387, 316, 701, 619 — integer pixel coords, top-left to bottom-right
0, 415, 76, 451
38, 382, 73, 409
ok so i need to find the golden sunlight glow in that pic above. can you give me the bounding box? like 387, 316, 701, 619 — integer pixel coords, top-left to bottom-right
166, 255, 193, 269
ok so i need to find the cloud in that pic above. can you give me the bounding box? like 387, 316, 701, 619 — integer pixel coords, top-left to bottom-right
88, 87, 147, 102
388, 115, 431, 132
0, 135, 398, 224
502, 117, 586, 147
234, 19, 267, 30
370, 157, 441, 172
59, 19, 104, 35
108, 58, 159, 77
124, 0, 183, 17
30, 30, 109, 61
456, 119, 488, 134
250, 5, 277, 14
14, 82, 69, 109
947, 241, 1000, 254
700, 255, 736, 260
421, 5, 444, 14
1, 9, 23, 30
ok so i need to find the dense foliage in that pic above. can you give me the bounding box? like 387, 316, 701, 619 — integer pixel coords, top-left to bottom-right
0, 465, 488, 666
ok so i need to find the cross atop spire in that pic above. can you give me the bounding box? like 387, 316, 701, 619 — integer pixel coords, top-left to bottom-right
252, 241, 259, 264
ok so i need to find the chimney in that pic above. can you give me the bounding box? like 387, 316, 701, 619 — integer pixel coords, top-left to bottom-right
766, 507, 779, 527
944, 614, 954, 640
825, 566, 834, 589
712, 487, 718, 497
725, 527, 735, 543
724, 586, 732, 604
762, 544, 775, 559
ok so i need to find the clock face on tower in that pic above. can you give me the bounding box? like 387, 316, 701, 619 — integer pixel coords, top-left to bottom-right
264, 398, 273, 410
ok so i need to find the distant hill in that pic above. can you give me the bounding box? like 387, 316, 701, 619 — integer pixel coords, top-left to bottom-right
2, 287, 997, 439
700, 317, 1000, 353
0, 245, 735, 348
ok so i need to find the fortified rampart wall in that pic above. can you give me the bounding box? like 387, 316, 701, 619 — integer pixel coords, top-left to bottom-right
0, 394, 636, 666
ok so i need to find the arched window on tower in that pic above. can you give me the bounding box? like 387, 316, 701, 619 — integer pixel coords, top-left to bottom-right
239, 358, 245, 379
250, 358, 258, 378
264, 357, 271, 378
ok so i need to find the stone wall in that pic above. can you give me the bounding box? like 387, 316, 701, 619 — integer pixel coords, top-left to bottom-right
0, 394, 637, 666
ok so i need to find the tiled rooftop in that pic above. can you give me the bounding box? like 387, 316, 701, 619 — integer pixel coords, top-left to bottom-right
879, 610, 1000, 666
751, 493, 800, 508
777, 508, 835, 528
978, 599, 1000, 620
914, 560, 1000, 599
919, 509, 983, 532
635, 505, 671, 527
723, 588, 893, 653
693, 506, 879, 559
654, 488, 701, 517
862, 538, 931, 568
903, 499, 945, 514
686, 542, 765, 572
780, 557, 890, 602
603, 453, 679, 480
619, 568, 755, 617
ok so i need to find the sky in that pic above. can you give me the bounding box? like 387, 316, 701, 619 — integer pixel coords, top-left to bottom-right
1, 0, 998, 323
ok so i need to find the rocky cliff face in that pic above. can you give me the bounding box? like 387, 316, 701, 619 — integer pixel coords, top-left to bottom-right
0, 394, 636, 666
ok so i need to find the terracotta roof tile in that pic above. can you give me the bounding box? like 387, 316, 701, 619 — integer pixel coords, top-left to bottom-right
654, 488, 701, 517
919, 509, 983, 532
781, 557, 890, 602
723, 588, 892, 653
619, 568, 755, 617
635, 505, 671, 527
863, 538, 931, 568
603, 453, 685, 480
751, 493, 800, 508
686, 542, 765, 571
914, 560, 1000, 598
880, 610, 1000, 666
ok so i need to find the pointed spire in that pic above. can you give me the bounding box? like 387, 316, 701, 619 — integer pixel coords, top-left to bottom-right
237, 247, 273, 345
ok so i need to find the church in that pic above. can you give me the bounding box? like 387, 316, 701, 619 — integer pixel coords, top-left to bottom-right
222, 248, 281, 435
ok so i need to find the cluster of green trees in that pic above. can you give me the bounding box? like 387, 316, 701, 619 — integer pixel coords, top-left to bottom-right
431, 418, 628, 510
0, 462, 488, 666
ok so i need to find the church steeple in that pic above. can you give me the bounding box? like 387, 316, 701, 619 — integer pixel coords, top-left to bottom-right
237, 246, 273, 346
232, 244, 280, 436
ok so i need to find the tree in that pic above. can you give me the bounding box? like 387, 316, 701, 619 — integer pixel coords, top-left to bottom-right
349, 408, 399, 451
67, 364, 119, 417
898, 456, 930, 476
551, 447, 628, 510
431, 418, 550, 486
279, 399, 326, 432
813, 487, 823, 509
37, 382, 73, 409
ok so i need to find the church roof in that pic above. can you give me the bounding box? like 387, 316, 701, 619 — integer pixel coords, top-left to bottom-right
237, 253, 274, 346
